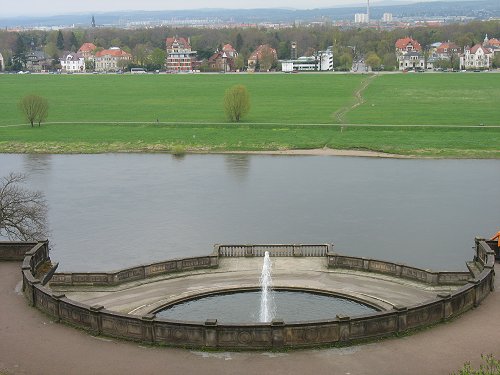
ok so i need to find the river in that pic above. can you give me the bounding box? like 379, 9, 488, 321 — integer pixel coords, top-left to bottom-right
1, 153, 498, 271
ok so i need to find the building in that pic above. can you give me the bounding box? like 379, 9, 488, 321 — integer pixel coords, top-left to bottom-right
398, 51, 426, 71
222, 44, 238, 59
78, 43, 97, 60
355, 13, 369, 23
208, 51, 234, 72
483, 34, 500, 56
247, 44, 278, 72
382, 13, 393, 22
395, 37, 424, 70
280, 47, 334, 72
94, 47, 132, 72
460, 44, 493, 70
165, 37, 197, 72
61, 52, 85, 73
25, 51, 50, 72
395, 37, 422, 54
0, 52, 4, 71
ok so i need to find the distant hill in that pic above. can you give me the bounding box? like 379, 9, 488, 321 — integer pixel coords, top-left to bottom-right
1, 0, 499, 28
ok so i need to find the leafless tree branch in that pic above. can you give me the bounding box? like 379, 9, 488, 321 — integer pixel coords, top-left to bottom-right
0, 172, 48, 241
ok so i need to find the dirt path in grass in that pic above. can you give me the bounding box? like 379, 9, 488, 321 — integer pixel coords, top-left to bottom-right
334, 74, 378, 124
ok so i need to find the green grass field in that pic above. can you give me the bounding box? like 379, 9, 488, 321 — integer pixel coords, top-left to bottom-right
0, 73, 498, 157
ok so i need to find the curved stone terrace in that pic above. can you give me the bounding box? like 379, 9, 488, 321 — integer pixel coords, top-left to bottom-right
1, 240, 496, 351
56, 256, 459, 317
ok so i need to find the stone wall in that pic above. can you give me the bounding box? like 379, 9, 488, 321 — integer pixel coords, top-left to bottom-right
1, 239, 497, 350
0, 241, 39, 261
50, 255, 219, 287
327, 254, 472, 285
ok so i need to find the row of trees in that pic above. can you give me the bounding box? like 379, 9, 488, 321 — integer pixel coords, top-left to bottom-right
1, 20, 499, 71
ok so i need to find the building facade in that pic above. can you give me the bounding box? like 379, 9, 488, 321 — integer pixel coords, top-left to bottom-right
61, 53, 85, 72
281, 47, 334, 72
78, 43, 97, 60
460, 44, 493, 70
395, 37, 424, 70
94, 47, 132, 72
165, 37, 197, 72
0, 52, 4, 71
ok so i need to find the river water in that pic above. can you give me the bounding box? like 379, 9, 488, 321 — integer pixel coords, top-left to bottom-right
0, 153, 498, 271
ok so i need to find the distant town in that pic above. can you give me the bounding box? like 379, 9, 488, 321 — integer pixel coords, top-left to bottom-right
0, 1, 499, 75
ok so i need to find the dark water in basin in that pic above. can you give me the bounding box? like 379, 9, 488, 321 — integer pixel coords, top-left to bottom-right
0, 153, 498, 271
156, 290, 377, 323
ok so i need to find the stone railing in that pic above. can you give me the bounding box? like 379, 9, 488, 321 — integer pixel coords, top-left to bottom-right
50, 255, 219, 287
216, 244, 332, 257
327, 254, 472, 285
0, 241, 40, 261
0, 238, 496, 350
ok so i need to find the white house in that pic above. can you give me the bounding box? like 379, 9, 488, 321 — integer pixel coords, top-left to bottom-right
281, 47, 334, 72
460, 44, 493, 70
61, 52, 85, 73
0, 52, 4, 71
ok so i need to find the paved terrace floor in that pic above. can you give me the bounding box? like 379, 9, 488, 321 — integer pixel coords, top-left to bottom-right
56, 258, 457, 315
2, 260, 500, 375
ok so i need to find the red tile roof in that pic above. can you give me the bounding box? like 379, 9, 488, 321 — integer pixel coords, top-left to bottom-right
486, 38, 500, 47
436, 42, 460, 54
249, 44, 277, 60
469, 44, 492, 54
78, 43, 97, 53
166, 37, 191, 50
395, 37, 422, 51
223, 44, 236, 52
95, 48, 131, 58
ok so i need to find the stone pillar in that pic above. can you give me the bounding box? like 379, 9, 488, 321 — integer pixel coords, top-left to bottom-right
393, 305, 407, 332
141, 314, 155, 344
337, 315, 351, 342
204, 319, 218, 348
30, 280, 40, 307
271, 319, 285, 348
52, 292, 65, 322
90, 305, 104, 335
438, 293, 452, 320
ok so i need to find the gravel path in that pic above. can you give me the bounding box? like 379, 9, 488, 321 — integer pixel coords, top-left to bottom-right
1, 261, 499, 375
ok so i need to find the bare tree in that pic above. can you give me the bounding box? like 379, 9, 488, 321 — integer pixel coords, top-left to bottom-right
0, 173, 48, 241
224, 85, 251, 123
18, 94, 49, 127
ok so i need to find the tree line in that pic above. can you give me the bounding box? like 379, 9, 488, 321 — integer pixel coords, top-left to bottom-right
1, 20, 499, 71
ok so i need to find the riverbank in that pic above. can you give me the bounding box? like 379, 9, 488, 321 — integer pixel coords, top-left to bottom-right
1, 123, 498, 158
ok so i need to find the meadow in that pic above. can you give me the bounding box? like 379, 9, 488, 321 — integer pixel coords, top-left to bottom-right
0, 73, 498, 157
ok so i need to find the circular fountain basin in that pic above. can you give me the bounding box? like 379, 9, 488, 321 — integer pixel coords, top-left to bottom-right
155, 288, 378, 323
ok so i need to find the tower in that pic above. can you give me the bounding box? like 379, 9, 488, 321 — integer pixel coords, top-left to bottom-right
367, 0, 370, 24
91, 15, 96, 28
291, 42, 297, 60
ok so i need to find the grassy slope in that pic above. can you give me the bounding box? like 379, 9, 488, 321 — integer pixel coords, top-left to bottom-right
0, 73, 498, 157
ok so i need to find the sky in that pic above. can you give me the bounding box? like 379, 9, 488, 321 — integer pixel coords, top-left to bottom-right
4, 0, 411, 17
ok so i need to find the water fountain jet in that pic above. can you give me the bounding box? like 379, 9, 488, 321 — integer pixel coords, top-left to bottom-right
259, 251, 275, 322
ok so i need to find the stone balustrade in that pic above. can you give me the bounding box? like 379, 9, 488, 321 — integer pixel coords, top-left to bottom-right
216, 244, 332, 257
0, 238, 496, 350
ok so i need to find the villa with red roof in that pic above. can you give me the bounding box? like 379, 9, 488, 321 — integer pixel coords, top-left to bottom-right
395, 37, 422, 54
460, 44, 493, 70
78, 43, 97, 60
247, 44, 277, 72
94, 47, 132, 72
395, 37, 425, 71
165, 37, 197, 72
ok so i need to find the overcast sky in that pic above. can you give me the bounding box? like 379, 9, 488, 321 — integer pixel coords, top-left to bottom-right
3, 0, 413, 17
